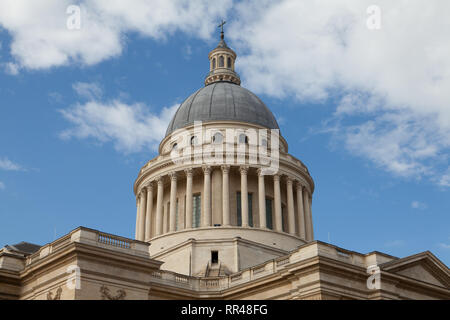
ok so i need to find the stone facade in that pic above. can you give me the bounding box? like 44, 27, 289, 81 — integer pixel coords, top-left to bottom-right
1, 228, 448, 300
1, 28, 449, 300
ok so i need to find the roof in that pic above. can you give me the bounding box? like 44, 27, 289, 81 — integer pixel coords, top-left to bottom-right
5, 241, 41, 255
165, 82, 279, 136
216, 39, 230, 49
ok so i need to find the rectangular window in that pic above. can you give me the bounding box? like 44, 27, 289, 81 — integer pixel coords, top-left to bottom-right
192, 194, 201, 228
211, 251, 218, 264
266, 198, 273, 230
236, 192, 253, 227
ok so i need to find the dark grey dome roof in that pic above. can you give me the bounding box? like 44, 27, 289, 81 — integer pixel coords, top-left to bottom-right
166, 82, 279, 136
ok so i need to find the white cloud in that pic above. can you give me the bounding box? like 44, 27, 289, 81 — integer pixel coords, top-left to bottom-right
338, 111, 448, 178
0, 157, 24, 171
0, 181, 5, 190
438, 170, 450, 187
2, 1, 450, 186
60, 99, 178, 154
72, 82, 103, 100
3, 62, 20, 75
411, 201, 427, 210
0, 0, 233, 71
439, 243, 450, 250
229, 0, 450, 186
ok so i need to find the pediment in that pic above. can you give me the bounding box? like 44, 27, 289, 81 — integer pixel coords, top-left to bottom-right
380, 252, 450, 288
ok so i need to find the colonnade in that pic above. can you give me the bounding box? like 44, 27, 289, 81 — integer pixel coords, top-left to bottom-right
135, 166, 313, 242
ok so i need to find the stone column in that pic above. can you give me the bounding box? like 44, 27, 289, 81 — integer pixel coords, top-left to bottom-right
155, 176, 164, 236
138, 189, 147, 241
303, 189, 312, 241
308, 194, 314, 240
257, 169, 266, 229
221, 165, 230, 226
273, 174, 282, 232
163, 205, 168, 233
135, 197, 140, 240
145, 183, 153, 241
202, 166, 212, 227
286, 176, 295, 235
240, 166, 249, 227
185, 168, 193, 229
169, 172, 177, 232
295, 182, 306, 240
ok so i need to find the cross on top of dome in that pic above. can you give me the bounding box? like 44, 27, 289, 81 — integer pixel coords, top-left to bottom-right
218, 19, 226, 39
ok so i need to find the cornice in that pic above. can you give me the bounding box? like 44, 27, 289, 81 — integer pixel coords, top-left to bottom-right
133, 153, 315, 195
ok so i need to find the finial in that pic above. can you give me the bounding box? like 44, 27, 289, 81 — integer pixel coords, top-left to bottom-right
218, 19, 226, 40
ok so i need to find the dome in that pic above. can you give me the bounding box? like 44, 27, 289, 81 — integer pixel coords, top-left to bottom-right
165, 82, 279, 136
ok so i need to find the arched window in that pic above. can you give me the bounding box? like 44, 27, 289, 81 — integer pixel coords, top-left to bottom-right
191, 136, 198, 146
212, 58, 216, 69
261, 138, 268, 148
227, 57, 232, 69
239, 134, 249, 144
219, 56, 224, 67
212, 132, 223, 144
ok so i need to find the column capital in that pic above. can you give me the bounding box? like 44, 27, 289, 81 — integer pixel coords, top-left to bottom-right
295, 180, 303, 189
257, 168, 265, 177
155, 176, 164, 186
145, 181, 154, 191
168, 171, 178, 181
286, 175, 293, 185
239, 165, 249, 175
273, 173, 280, 181
184, 168, 193, 177
138, 188, 146, 197
221, 165, 230, 174
202, 165, 211, 175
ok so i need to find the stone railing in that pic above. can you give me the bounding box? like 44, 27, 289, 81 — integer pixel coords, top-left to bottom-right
150, 270, 229, 291
148, 241, 395, 292
24, 227, 149, 266
97, 232, 132, 249
150, 250, 298, 291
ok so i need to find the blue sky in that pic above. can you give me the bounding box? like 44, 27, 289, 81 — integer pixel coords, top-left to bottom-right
0, 0, 449, 266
